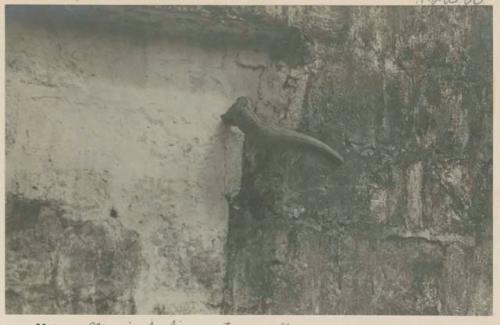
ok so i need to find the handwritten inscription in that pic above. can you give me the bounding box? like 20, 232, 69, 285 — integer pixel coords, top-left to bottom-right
85, 321, 245, 325
418, 0, 484, 4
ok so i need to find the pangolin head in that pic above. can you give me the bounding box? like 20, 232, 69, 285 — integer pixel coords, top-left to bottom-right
220, 96, 254, 127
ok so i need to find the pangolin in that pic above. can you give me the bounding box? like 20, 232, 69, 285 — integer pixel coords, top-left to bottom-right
221, 96, 344, 166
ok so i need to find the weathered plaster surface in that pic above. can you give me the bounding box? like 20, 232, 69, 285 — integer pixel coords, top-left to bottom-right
6, 6, 310, 314
6, 6, 492, 315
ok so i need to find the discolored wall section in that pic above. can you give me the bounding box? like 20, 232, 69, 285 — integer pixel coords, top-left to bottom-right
5, 6, 492, 315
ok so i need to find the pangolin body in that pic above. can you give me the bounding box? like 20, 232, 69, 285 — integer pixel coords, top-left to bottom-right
221, 97, 344, 166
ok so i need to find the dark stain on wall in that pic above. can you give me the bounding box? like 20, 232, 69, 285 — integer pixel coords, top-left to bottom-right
6, 194, 143, 314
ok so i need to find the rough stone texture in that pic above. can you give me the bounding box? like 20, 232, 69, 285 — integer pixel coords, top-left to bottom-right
222, 6, 492, 315
6, 6, 492, 315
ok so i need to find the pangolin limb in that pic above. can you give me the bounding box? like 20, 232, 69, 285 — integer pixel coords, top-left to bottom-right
221, 97, 344, 166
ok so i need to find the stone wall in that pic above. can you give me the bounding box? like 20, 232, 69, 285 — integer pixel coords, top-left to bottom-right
223, 6, 492, 315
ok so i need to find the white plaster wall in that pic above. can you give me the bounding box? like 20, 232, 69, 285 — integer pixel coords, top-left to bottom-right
6, 20, 272, 313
